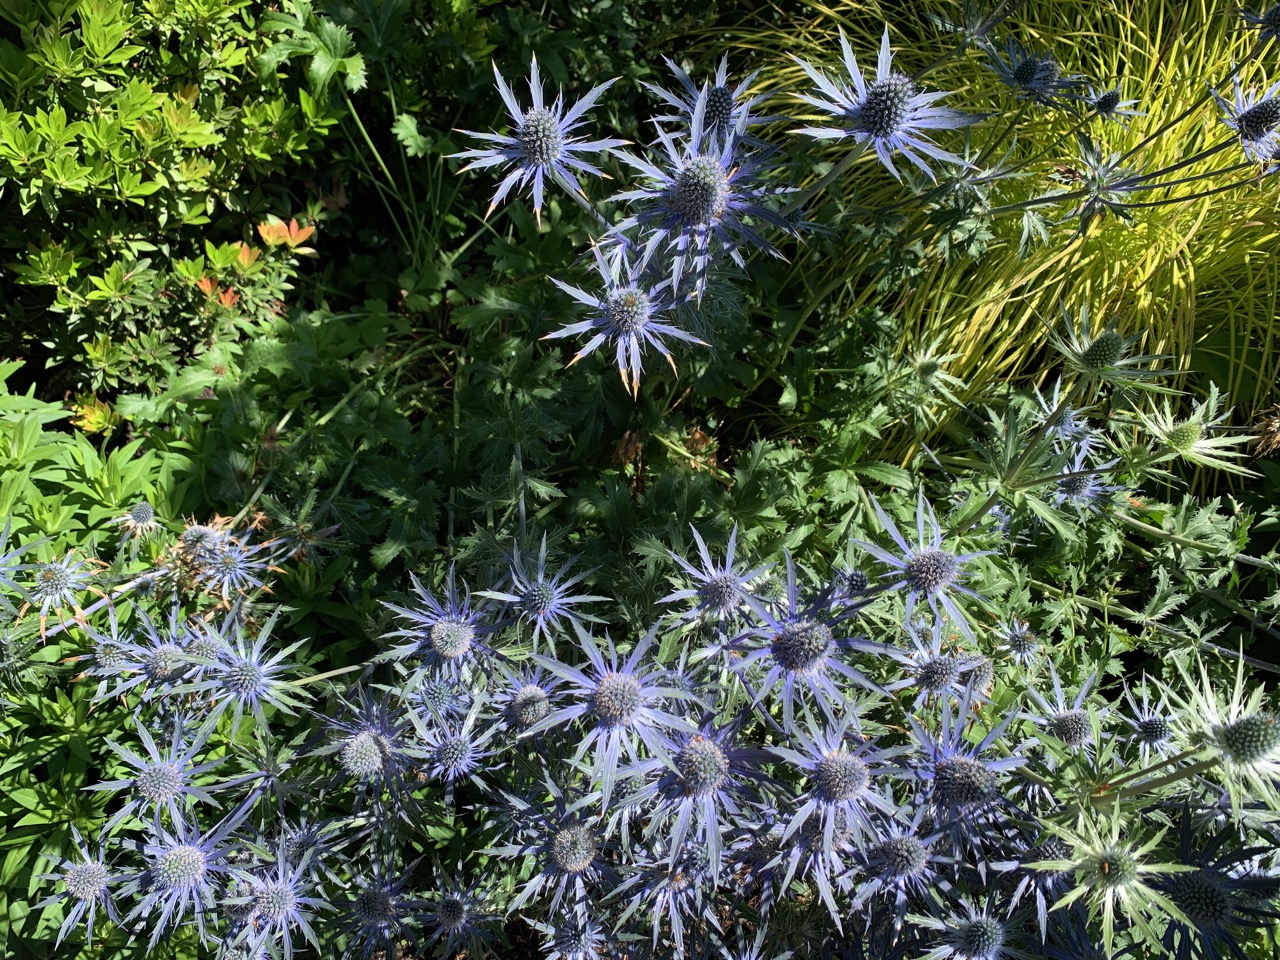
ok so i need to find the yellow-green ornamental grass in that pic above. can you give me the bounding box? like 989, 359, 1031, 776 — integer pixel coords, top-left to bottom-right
716, 0, 1280, 464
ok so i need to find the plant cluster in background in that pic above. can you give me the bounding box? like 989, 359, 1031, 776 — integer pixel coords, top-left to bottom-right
6, 0, 1280, 958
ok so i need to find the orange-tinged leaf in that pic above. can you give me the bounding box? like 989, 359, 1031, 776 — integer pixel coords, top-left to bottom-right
195, 275, 216, 295
218, 287, 240, 308
285, 218, 316, 247
236, 243, 260, 268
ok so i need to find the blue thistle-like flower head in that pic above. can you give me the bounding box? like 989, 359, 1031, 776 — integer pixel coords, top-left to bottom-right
1121, 676, 1176, 762
1213, 77, 1280, 163
421, 863, 498, 959
452, 55, 626, 225
735, 552, 887, 726
1156, 804, 1280, 960
851, 806, 951, 920
36, 826, 120, 948
884, 618, 988, 709
223, 840, 327, 960
543, 240, 704, 397
84, 713, 225, 832
489, 774, 612, 920
659, 524, 771, 624
769, 710, 900, 856
313, 685, 425, 816
792, 27, 974, 181
126, 810, 247, 951
910, 900, 1020, 960
612, 84, 794, 299
625, 716, 766, 882
1052, 451, 1124, 515
24, 553, 94, 623
907, 681, 1026, 859
985, 37, 1084, 107
379, 564, 495, 681
480, 534, 608, 649
417, 696, 500, 797
339, 861, 426, 960
853, 490, 989, 639
1022, 662, 1105, 754
645, 55, 778, 148
178, 606, 307, 733
1241, 4, 1280, 40
530, 624, 695, 808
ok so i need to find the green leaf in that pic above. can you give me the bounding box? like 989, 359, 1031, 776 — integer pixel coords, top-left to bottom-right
391, 113, 430, 158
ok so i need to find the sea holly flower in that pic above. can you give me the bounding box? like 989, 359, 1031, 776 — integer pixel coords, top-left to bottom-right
126, 812, 248, 950
417, 695, 500, 797
1121, 676, 1176, 762
543, 240, 704, 397
0, 518, 39, 614
659, 523, 771, 624
997, 618, 1040, 665
1033, 380, 1094, 454
1079, 83, 1144, 127
529, 624, 695, 807
533, 913, 609, 960
1047, 304, 1173, 391
22, 553, 97, 633
1030, 811, 1192, 954
612, 84, 793, 298
1213, 77, 1280, 164
36, 826, 119, 948
1051, 451, 1124, 515
420, 864, 499, 959
611, 837, 719, 952
1162, 654, 1280, 815
100, 598, 202, 702
644, 55, 777, 148
910, 900, 1029, 960
480, 534, 608, 649
908, 680, 1026, 860
177, 606, 308, 734
792, 27, 973, 181
488, 776, 613, 919
452, 55, 625, 225
850, 806, 952, 920
854, 490, 989, 640
1056, 135, 1142, 229
1157, 804, 1280, 960
996, 833, 1077, 939
1022, 662, 1105, 754
223, 841, 327, 960
85, 714, 225, 831
768, 710, 900, 854
1241, 4, 1280, 40
884, 618, 988, 709
339, 861, 427, 960
734, 552, 885, 725
111, 500, 161, 546
378, 564, 496, 682
312, 685, 425, 816
196, 535, 282, 602
491, 661, 563, 738
984, 37, 1083, 107
625, 717, 766, 881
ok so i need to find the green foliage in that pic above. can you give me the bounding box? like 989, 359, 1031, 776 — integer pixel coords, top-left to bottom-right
0, 0, 340, 382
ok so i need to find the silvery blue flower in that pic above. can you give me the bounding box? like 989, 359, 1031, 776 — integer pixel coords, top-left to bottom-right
223, 840, 327, 960
792, 27, 973, 181
883, 618, 989, 709
611, 85, 793, 298
85, 713, 225, 831
339, 860, 426, 960
1241, 5, 1280, 41
659, 523, 771, 624
984, 38, 1083, 108
733, 552, 885, 727
420, 863, 498, 959
644, 55, 777, 148
1213, 77, 1280, 163
35, 826, 119, 948
529, 624, 696, 808
378, 564, 495, 682
1080, 83, 1144, 127
543, 240, 704, 397
480, 534, 609, 649
453, 56, 626, 225
853, 490, 990, 640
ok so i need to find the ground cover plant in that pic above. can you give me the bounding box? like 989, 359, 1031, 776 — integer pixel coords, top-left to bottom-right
8, 0, 1280, 958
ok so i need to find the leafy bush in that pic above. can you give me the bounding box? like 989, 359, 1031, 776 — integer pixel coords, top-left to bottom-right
9, 0, 1280, 959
